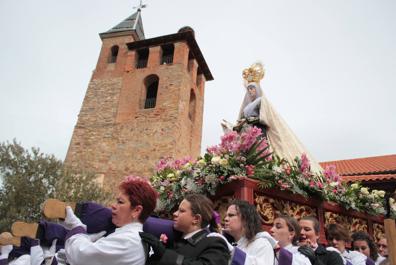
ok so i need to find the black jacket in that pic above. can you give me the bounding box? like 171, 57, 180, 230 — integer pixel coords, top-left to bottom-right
150, 229, 230, 265
315, 245, 344, 265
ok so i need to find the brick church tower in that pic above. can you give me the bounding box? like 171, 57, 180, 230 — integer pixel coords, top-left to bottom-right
64, 9, 213, 187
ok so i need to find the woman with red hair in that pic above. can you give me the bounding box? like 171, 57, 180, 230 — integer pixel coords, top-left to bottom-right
64, 176, 158, 265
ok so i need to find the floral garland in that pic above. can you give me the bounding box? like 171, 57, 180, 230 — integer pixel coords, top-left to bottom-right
150, 126, 396, 217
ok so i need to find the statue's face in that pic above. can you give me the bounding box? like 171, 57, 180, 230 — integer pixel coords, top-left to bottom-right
247, 85, 257, 99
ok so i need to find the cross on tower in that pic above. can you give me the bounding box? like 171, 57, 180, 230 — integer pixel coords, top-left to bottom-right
133, 0, 147, 11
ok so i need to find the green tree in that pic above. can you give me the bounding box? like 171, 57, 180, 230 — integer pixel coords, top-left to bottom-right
0, 140, 112, 232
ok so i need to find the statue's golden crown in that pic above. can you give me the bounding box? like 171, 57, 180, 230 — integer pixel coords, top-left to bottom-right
242, 62, 265, 83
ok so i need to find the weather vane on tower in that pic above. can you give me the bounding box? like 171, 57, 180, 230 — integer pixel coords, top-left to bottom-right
133, 0, 147, 12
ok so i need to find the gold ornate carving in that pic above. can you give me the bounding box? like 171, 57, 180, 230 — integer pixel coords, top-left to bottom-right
325, 212, 349, 227
351, 218, 368, 232
373, 223, 385, 242
255, 195, 275, 224
324, 211, 367, 233
254, 194, 316, 224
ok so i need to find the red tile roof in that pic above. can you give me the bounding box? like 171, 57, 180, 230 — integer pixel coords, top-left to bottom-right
320, 154, 396, 182
344, 174, 396, 182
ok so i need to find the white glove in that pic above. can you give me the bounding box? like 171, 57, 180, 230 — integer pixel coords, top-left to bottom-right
207, 232, 234, 252
88, 231, 106, 242
347, 250, 367, 265
30, 242, 45, 265
55, 249, 67, 265
42, 239, 58, 259
0, 244, 13, 259
61, 206, 86, 230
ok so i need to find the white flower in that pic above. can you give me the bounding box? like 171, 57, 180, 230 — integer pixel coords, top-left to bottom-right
351, 183, 359, 189
377, 190, 386, 198
211, 156, 221, 165
371, 203, 380, 208
197, 159, 206, 166
182, 163, 191, 169
219, 158, 228, 166
273, 166, 282, 174
360, 187, 369, 196
205, 175, 217, 185
180, 177, 187, 187
185, 178, 198, 191
160, 186, 165, 192
330, 182, 338, 187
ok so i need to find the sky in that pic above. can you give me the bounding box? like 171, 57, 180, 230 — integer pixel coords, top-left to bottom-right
0, 0, 395, 163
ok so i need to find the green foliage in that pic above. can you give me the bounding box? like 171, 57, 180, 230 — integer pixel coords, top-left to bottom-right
0, 140, 112, 232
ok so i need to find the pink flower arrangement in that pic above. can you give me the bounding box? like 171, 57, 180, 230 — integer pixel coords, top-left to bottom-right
155, 156, 193, 172
152, 126, 391, 216
219, 131, 240, 153
160, 233, 168, 244
240, 127, 263, 151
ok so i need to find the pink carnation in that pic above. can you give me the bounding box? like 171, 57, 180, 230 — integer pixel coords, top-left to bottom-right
240, 127, 262, 151
324, 165, 340, 182
155, 157, 173, 172
220, 131, 240, 153
207, 145, 221, 155
160, 234, 168, 244
300, 153, 310, 173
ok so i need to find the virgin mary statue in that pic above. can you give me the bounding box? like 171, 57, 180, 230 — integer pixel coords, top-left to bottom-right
237, 62, 322, 173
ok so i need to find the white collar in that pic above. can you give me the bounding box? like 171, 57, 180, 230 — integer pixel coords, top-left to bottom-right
256, 231, 278, 248
116, 222, 143, 232
237, 232, 278, 249
284, 244, 294, 251
183, 229, 204, 240
237, 236, 248, 248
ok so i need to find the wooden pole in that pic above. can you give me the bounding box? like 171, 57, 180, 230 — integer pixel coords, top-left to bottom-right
384, 218, 396, 265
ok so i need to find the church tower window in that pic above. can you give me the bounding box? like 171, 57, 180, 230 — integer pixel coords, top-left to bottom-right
136, 48, 149, 69
160, 44, 174, 65
144, 75, 159, 109
109, 45, 119, 63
